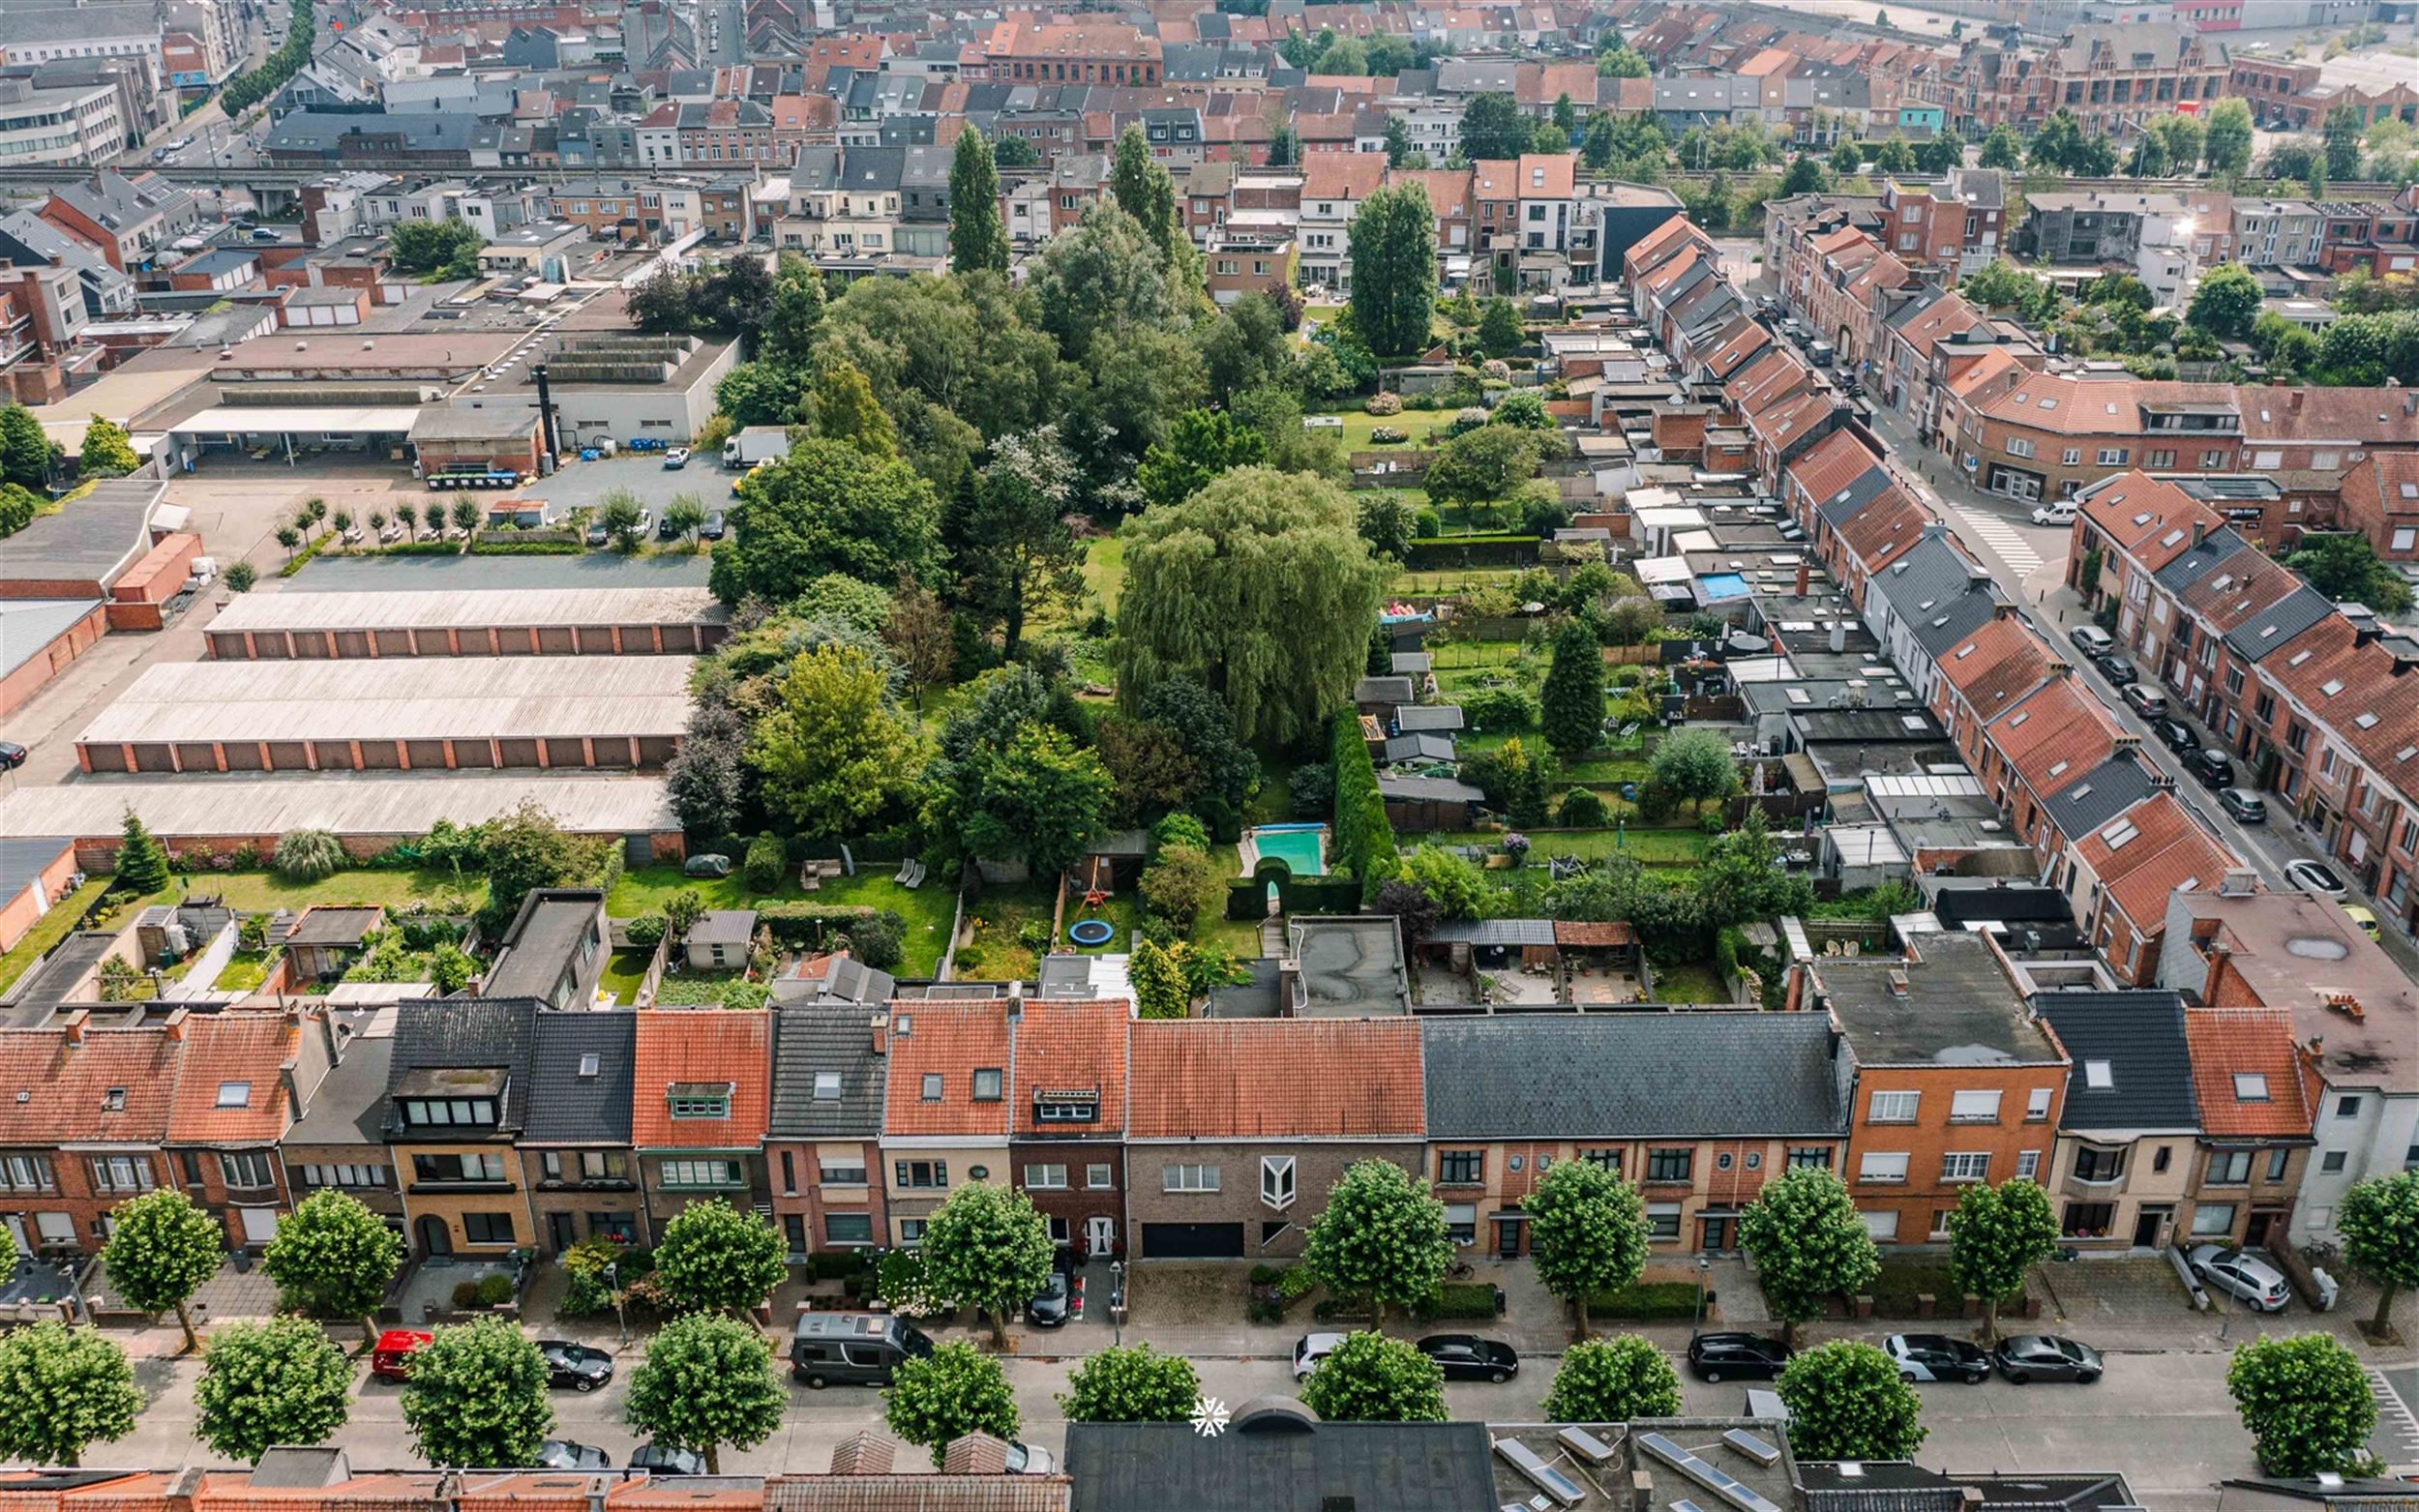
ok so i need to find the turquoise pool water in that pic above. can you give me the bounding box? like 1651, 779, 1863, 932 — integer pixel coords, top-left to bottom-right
1696, 572, 1750, 601
1246, 824, 1328, 876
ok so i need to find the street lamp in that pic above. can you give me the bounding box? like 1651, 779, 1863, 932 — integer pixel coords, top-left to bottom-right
1691, 1256, 1713, 1336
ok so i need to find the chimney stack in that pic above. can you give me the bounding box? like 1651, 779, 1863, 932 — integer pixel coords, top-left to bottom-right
2219, 867, 2258, 897
61, 1008, 88, 1046
1795, 558, 1810, 596
869, 1012, 889, 1057
164, 1007, 189, 1042
2191, 520, 2205, 548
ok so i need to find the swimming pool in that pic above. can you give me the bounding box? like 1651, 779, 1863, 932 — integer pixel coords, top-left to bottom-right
1241, 822, 1329, 876
1695, 572, 1750, 602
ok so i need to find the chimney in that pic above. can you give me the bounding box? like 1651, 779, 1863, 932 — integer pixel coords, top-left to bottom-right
1887, 968, 1909, 998
2047, 658, 2073, 678
61, 1008, 89, 1046
1829, 621, 1846, 653
1006, 980, 1025, 1019
2323, 991, 2366, 1023
2219, 867, 2258, 897
2191, 520, 2205, 548
164, 1467, 204, 1512
1795, 558, 1810, 596
2288, 389, 2304, 412
164, 1007, 189, 1042
869, 1011, 889, 1057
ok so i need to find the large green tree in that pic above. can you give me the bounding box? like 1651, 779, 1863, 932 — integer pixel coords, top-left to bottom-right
2287, 532, 2414, 617
2188, 262, 2264, 340
2227, 1333, 2376, 1477
2339, 1171, 2419, 1337
1110, 123, 1180, 258
653, 1200, 791, 1316
1423, 424, 1539, 519
1738, 1166, 1880, 1344
101, 1189, 224, 1352
1540, 619, 1607, 757
1459, 92, 1532, 160
1977, 126, 2024, 169
261, 1190, 403, 1345
400, 1320, 554, 1468
885, 1343, 1018, 1468
1060, 1345, 1200, 1422
1541, 1337, 1682, 1421
1117, 467, 1389, 745
920, 1182, 1057, 1349
625, 1313, 787, 1472
804, 361, 899, 458
1778, 1342, 1926, 1460
746, 645, 923, 838
1347, 182, 1438, 358
76, 415, 138, 479
953, 723, 1115, 878
1650, 726, 1743, 815
1299, 1331, 1447, 1422
956, 427, 1084, 659
1302, 1159, 1452, 1325
1525, 1158, 1649, 1339
194, 1317, 351, 1463
1946, 1178, 2057, 1345
2203, 98, 2255, 174
0, 1324, 140, 1467
0, 404, 50, 490
724, 436, 942, 601
1136, 408, 1269, 510
1030, 200, 1180, 364
948, 127, 1008, 276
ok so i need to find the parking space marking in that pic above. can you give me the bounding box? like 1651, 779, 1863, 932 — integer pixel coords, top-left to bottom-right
2372, 1368, 2419, 1472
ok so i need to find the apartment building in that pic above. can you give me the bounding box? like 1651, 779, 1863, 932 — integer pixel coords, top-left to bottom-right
1940, 371, 2243, 505
1923, 24, 2227, 136
974, 21, 1161, 86
0, 78, 127, 168
1296, 152, 1383, 293
1419, 1015, 1849, 1259
632, 1008, 770, 1236
2015, 192, 2201, 306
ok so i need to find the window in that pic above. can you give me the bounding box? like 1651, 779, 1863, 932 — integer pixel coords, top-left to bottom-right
578, 1053, 601, 1080
2202, 451, 2227, 468
1950, 1089, 2003, 1123
2320, 1150, 2347, 1173
0, 1156, 55, 1192
1087, 1163, 1114, 1190
820, 1159, 867, 1186
658, 1159, 741, 1188
2267, 1148, 2291, 1181
1261, 1156, 1297, 1210
1941, 1151, 1990, 1183
403, 1097, 497, 1128
1035, 1095, 1099, 1123
2006, 437, 2036, 459
825, 1212, 874, 1245
1788, 1146, 1834, 1169
2016, 1150, 2040, 1180
2233, 1073, 2270, 1101
1868, 1089, 1919, 1123
668, 1089, 730, 1118
1437, 1150, 1483, 1186
2062, 447, 2082, 465
219, 1152, 275, 1189
972, 1069, 1003, 1102
813, 1071, 842, 1100
88, 1155, 154, 1195
1647, 1148, 1692, 1183
2153, 1145, 2172, 1174
2071, 1145, 2125, 1183
893, 1160, 948, 1189
1579, 1148, 1622, 1171
2338, 1096, 2362, 1119
2208, 1149, 2254, 1183
2083, 1060, 2114, 1090
920, 1074, 943, 1102
1444, 1202, 1478, 1243
2026, 1086, 2052, 1121
215, 1081, 250, 1108
2146, 450, 2176, 468
898, 1219, 927, 1246
1163, 1163, 1219, 1193
1023, 1164, 1068, 1190
1646, 1203, 1683, 1241
1862, 1209, 1899, 1240
1859, 1152, 1910, 1184
2061, 1201, 2115, 1237
33, 1212, 72, 1245
414, 1152, 504, 1184
463, 1212, 516, 1245
2191, 1202, 2236, 1237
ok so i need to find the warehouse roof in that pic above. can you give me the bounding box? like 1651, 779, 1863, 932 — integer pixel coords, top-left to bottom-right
75, 657, 694, 746
0, 775, 676, 840
166, 405, 424, 435
209, 586, 728, 634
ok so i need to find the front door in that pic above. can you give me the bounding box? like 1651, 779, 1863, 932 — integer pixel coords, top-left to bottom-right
2246, 1208, 2282, 1248
1085, 1215, 1117, 1260
548, 1212, 576, 1254
1701, 1214, 1736, 1253
416, 1214, 452, 1257
2132, 1206, 2167, 1249
1494, 1215, 1524, 1260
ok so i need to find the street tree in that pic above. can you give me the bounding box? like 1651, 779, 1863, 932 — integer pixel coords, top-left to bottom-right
919, 1182, 1057, 1349
1650, 726, 1743, 815
625, 1313, 787, 1472
885, 1343, 1019, 1468
1738, 1167, 1880, 1345
101, 1189, 224, 1352
725, 436, 942, 601
77, 416, 138, 479
1060, 1344, 1201, 1423
1541, 619, 1607, 757
2203, 99, 2255, 174
2227, 1333, 2376, 1477
0, 1323, 141, 1468
1348, 182, 1438, 358
1777, 1342, 1926, 1460
1977, 127, 2024, 169
664, 494, 708, 549
1946, 1178, 2058, 1345
1541, 1337, 1682, 1421
1779, 156, 1832, 195
653, 1200, 790, 1316
948, 128, 1008, 276
194, 1317, 351, 1463
1303, 1159, 1452, 1325
2338, 1171, 2419, 1338
600, 491, 646, 552
957, 427, 1085, 659
400, 1320, 554, 1469
1299, 1331, 1447, 1422
261, 1190, 403, 1345
1525, 1159, 1649, 1339
114, 810, 171, 894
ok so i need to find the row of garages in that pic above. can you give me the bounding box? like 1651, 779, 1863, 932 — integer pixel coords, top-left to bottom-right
204, 586, 732, 661
80, 733, 682, 774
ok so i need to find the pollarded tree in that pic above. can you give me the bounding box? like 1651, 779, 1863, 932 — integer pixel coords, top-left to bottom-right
101, 1189, 224, 1352
1060, 1344, 1202, 1423
1945, 1177, 2058, 1345
1540, 619, 1607, 758
1299, 1331, 1447, 1422
0, 1323, 141, 1468
1525, 1158, 1649, 1340
1117, 467, 1389, 747
654, 1199, 791, 1316
1541, 1337, 1682, 1422
399, 1319, 554, 1469
624, 1313, 787, 1473
919, 1181, 1057, 1349
1302, 1159, 1452, 1326
885, 1343, 1018, 1468
1348, 182, 1438, 358
2339, 1171, 2419, 1339
194, 1316, 351, 1463
2227, 1333, 2376, 1477
261, 1189, 403, 1346
1777, 1342, 1926, 1460
948, 127, 1008, 276
1738, 1166, 1880, 1345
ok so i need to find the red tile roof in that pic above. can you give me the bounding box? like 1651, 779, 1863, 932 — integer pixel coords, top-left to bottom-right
1300, 152, 1386, 200
166, 1012, 297, 1144
631, 1009, 770, 1147
1938, 613, 2051, 722
1784, 427, 1883, 509
1128, 1020, 1422, 1140
1009, 1000, 1128, 1136
2185, 1007, 2314, 1138
0, 1017, 182, 1145
882, 1000, 1014, 1139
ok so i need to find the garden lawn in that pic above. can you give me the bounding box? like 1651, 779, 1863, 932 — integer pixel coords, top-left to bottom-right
0, 879, 109, 995
1392, 567, 1524, 596
213, 950, 277, 993
1870, 1253, 2022, 1313
200, 868, 489, 913
1062, 890, 1139, 952
1309, 408, 1454, 452
608, 864, 803, 915
597, 950, 653, 1005
1430, 828, 1709, 866
1081, 533, 1125, 615
1649, 960, 1730, 1005
608, 867, 956, 977
957, 880, 1058, 981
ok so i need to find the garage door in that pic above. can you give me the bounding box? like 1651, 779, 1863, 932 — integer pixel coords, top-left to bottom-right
1141, 1223, 1243, 1260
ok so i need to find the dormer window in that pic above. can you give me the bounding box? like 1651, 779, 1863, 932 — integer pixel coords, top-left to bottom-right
1033, 1090, 1098, 1123
667, 1082, 732, 1119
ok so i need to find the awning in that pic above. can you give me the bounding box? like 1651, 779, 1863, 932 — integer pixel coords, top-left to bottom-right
168, 405, 423, 435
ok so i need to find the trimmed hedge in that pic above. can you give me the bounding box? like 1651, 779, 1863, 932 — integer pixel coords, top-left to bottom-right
1411, 1282, 1503, 1321
470, 539, 583, 555
1585, 1280, 1711, 1320
1224, 875, 1366, 921
1330, 710, 1397, 902
1403, 535, 1541, 571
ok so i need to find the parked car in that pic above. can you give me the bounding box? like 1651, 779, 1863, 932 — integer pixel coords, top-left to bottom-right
0, 740, 25, 770
2030, 501, 2078, 526
538, 1339, 613, 1391
2121, 684, 2169, 720
1026, 1250, 1076, 1327
1687, 1332, 1791, 1382
2341, 903, 2380, 941
1882, 1334, 1990, 1383
1005, 1443, 1058, 1475
2285, 858, 2347, 899
2219, 787, 2269, 824
2187, 749, 2235, 789
1293, 1332, 1346, 1381
2155, 720, 2197, 755
534, 1441, 611, 1470
683, 853, 733, 877
657, 512, 684, 541
2093, 652, 2139, 686
370, 1330, 433, 1381
700, 510, 728, 541
1416, 1335, 1519, 1382
628, 1444, 705, 1475
2069, 624, 2115, 658
2188, 1246, 2291, 1312
585, 518, 610, 547
663, 447, 691, 469
1992, 1335, 2103, 1383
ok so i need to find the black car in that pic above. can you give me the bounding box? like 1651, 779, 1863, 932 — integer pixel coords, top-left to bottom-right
538, 1339, 613, 1391
1416, 1335, 1519, 1382
0, 740, 24, 769
700, 510, 728, 541
2187, 747, 2234, 789
1884, 1333, 1991, 1383
2154, 720, 2197, 755
1991, 1334, 2104, 1384
629, 1444, 707, 1475
534, 1441, 611, 1470
1025, 1249, 1076, 1327
2093, 652, 2138, 686
656, 512, 685, 541
1687, 1332, 1791, 1382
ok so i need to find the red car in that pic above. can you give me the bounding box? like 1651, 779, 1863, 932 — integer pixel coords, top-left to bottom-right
371, 1329, 433, 1381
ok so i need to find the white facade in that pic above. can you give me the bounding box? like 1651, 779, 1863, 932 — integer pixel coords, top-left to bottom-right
0, 80, 124, 167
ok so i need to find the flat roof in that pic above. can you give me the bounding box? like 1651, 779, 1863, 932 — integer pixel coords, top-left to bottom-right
75, 657, 694, 747
1815, 929, 2059, 1065
210, 585, 728, 635
0, 836, 74, 904
0, 775, 674, 839
0, 480, 162, 586
167, 405, 423, 435
291, 551, 711, 593
0, 600, 104, 678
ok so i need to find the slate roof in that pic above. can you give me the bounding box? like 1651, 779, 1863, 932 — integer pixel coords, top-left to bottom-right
1815, 462, 1893, 527
2152, 526, 2251, 596
1064, 1416, 1493, 1512
769, 1002, 886, 1140
1381, 733, 1456, 764
523, 1011, 635, 1144
1392, 705, 1464, 732
2039, 753, 2159, 837
383, 998, 540, 1137
2223, 584, 2335, 663
1871, 532, 2001, 656
2034, 991, 2199, 1133
1420, 1013, 1847, 1140
1427, 919, 1557, 947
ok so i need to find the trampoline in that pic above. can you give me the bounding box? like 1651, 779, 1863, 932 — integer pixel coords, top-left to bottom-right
1068, 919, 1116, 947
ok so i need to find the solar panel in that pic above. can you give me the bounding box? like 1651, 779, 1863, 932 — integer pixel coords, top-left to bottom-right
1671, 1501, 1713, 1512
1722, 1430, 1780, 1468
1493, 1438, 1586, 1508
1638, 1433, 1786, 1512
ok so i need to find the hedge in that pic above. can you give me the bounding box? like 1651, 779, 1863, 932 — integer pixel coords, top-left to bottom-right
1330, 710, 1397, 902
1585, 1280, 1711, 1320
1403, 535, 1541, 571
1224, 875, 1365, 921
1410, 1282, 1502, 1321
369, 540, 464, 558
470, 539, 584, 555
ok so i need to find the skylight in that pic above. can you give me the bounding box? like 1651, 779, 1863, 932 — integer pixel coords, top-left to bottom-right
2084, 1060, 2113, 1089
2101, 818, 2139, 848
2233, 1072, 2269, 1102
2322, 679, 2345, 697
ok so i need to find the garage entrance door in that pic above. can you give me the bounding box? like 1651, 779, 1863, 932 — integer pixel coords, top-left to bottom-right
1141, 1222, 1243, 1259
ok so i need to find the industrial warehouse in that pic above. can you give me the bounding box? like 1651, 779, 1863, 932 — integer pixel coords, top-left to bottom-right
203, 585, 732, 659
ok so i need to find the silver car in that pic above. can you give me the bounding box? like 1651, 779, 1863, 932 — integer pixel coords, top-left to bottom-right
2188, 1245, 2291, 1312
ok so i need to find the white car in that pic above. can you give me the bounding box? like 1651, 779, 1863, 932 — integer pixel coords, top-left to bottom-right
2284, 858, 2347, 900
2188, 1245, 2291, 1312
2030, 501, 2078, 526
662, 447, 691, 469
1004, 1442, 1056, 1475
1292, 1331, 1346, 1381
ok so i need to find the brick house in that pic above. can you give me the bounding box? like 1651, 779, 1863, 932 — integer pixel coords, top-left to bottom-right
2334, 452, 2419, 563
164, 1011, 318, 1251
520, 1011, 642, 1254
2034, 991, 2204, 1252
0, 1011, 183, 1259
766, 1002, 888, 1257
2181, 1007, 2315, 1251
632, 1009, 771, 1235
386, 998, 539, 1259
1009, 1000, 1129, 1261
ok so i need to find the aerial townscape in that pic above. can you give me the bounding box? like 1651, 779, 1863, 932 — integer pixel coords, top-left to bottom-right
5, 0, 2419, 1507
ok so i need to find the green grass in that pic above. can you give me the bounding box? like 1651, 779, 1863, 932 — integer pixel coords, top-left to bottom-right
1062, 890, 1138, 952
1391, 568, 1524, 596
957, 880, 1057, 981
213, 950, 276, 993
607, 867, 958, 978
1587, 1280, 1712, 1320
1430, 828, 1708, 865
1081, 533, 1126, 616
1649, 960, 1729, 1004
1308, 408, 1454, 452
1870, 1253, 2022, 1313
0, 879, 110, 995
608, 866, 802, 915
199, 869, 488, 912
597, 950, 653, 1005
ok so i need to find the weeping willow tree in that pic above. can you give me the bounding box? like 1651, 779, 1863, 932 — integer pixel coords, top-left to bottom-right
1115, 467, 1388, 746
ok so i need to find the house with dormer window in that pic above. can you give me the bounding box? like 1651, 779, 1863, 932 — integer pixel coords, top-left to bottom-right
1010, 999, 1128, 1261
632, 1009, 770, 1234
879, 999, 1015, 1248
384, 998, 539, 1258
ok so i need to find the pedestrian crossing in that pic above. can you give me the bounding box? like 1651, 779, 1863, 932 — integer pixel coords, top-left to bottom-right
2372, 1369, 2419, 1474
1954, 507, 2046, 580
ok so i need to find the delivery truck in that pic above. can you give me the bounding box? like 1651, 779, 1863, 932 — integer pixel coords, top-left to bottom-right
722, 427, 791, 469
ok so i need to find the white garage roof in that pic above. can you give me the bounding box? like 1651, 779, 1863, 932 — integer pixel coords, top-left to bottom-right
210, 585, 727, 634
0, 775, 675, 839
166, 405, 424, 435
